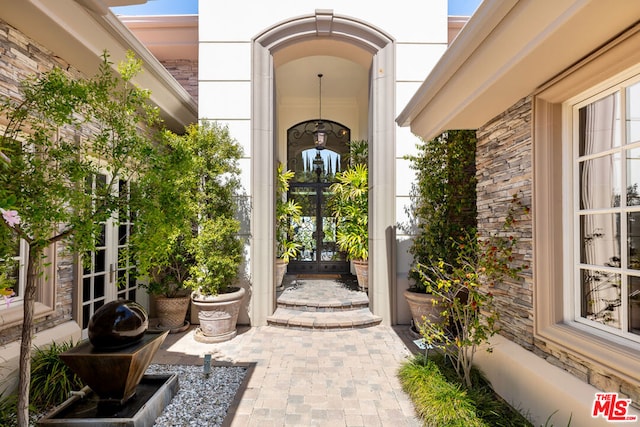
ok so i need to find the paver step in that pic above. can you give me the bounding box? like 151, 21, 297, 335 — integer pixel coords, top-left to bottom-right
267, 307, 382, 330
276, 277, 369, 312
276, 298, 369, 312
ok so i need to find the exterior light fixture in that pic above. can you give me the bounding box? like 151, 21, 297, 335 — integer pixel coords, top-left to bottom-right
313, 73, 327, 150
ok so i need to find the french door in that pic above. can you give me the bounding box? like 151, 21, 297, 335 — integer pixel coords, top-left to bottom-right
79, 174, 140, 337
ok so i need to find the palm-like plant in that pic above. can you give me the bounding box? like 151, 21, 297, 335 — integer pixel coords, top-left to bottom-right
276, 163, 302, 263
330, 163, 368, 261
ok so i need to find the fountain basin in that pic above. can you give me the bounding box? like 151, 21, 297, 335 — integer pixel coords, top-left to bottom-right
37, 373, 178, 426
58, 330, 168, 405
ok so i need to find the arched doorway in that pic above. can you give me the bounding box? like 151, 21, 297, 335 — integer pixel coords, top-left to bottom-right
251, 10, 396, 326
286, 119, 350, 274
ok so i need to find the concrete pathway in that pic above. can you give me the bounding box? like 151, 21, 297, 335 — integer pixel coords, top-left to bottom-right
152, 325, 422, 427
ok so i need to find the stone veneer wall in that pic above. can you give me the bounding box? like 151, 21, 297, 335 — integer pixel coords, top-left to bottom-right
476, 96, 639, 405
476, 96, 533, 349
161, 59, 198, 105
0, 19, 81, 345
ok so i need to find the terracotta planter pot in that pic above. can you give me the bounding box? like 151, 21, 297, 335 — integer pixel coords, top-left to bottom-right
352, 259, 368, 291
155, 295, 190, 330
192, 287, 246, 343
403, 289, 444, 332
275, 259, 288, 290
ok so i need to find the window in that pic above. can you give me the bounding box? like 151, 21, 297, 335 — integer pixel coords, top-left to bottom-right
0, 238, 27, 309
573, 78, 640, 342
533, 25, 640, 383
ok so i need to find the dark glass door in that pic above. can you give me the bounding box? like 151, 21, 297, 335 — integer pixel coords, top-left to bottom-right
287, 182, 348, 273
286, 120, 351, 274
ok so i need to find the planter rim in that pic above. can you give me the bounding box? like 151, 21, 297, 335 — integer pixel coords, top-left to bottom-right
191, 286, 246, 304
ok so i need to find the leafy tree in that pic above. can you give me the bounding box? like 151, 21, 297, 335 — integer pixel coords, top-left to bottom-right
405, 130, 477, 291
0, 51, 161, 426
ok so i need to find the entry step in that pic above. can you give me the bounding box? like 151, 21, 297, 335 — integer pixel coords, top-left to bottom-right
267, 308, 382, 330
277, 277, 369, 312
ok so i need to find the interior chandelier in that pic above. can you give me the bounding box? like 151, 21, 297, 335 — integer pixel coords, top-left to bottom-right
313, 73, 327, 150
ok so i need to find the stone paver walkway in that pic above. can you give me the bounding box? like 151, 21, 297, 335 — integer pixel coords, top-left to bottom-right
152, 325, 421, 427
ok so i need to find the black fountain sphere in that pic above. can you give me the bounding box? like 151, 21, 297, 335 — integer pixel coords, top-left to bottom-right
88, 300, 149, 350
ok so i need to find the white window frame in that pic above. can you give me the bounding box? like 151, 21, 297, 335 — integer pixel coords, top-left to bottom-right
533, 24, 640, 386
0, 239, 27, 309
566, 73, 640, 344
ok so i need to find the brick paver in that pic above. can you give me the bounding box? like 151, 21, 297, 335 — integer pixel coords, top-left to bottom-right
152, 325, 421, 426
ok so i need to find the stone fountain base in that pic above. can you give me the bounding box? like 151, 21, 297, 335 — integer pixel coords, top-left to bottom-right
37, 373, 178, 426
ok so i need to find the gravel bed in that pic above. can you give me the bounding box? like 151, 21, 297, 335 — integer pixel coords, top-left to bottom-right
145, 363, 247, 427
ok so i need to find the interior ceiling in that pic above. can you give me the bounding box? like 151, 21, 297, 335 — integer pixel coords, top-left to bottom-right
276, 55, 368, 100
274, 39, 371, 101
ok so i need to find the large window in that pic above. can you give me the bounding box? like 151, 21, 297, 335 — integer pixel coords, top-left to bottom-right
574, 79, 640, 341
533, 25, 640, 384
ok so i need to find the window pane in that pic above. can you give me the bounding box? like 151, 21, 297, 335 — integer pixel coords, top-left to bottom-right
628, 212, 640, 269
626, 147, 640, 206
580, 214, 620, 267
579, 154, 621, 209
94, 275, 105, 299
629, 276, 640, 336
627, 81, 640, 144
581, 268, 621, 329
579, 92, 620, 156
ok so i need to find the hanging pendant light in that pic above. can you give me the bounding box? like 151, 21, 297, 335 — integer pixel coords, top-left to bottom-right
314, 73, 327, 150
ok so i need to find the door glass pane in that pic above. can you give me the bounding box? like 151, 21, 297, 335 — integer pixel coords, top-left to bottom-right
291, 186, 317, 261
581, 268, 621, 329
321, 187, 345, 262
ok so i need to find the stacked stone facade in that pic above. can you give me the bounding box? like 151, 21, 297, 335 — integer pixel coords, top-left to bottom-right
161, 59, 198, 104
0, 19, 78, 345
477, 96, 639, 405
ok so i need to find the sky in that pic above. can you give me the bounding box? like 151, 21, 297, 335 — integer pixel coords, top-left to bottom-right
111, 0, 482, 17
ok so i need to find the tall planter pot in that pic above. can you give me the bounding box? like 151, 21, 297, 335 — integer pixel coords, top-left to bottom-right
192, 287, 246, 343
155, 295, 190, 331
275, 259, 288, 290
352, 260, 368, 291
403, 289, 444, 333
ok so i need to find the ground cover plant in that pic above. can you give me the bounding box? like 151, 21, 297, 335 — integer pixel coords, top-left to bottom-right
399, 352, 533, 427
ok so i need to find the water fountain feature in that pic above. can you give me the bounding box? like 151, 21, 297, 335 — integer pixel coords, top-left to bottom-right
38, 300, 178, 426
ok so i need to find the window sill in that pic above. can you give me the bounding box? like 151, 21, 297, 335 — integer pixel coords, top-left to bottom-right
0, 302, 55, 331
536, 322, 640, 387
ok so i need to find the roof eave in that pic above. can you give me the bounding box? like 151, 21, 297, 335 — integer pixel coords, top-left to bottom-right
397, 0, 640, 140
0, 0, 196, 132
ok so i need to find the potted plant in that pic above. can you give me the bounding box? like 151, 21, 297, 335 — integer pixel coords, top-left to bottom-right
330, 162, 369, 290
131, 131, 195, 331
177, 122, 245, 343
275, 163, 302, 289
403, 130, 477, 331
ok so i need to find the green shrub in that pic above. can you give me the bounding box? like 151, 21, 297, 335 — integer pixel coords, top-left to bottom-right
405, 130, 477, 291
29, 340, 83, 411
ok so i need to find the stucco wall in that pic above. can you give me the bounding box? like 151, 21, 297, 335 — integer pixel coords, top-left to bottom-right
476, 96, 639, 408
198, 0, 450, 325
